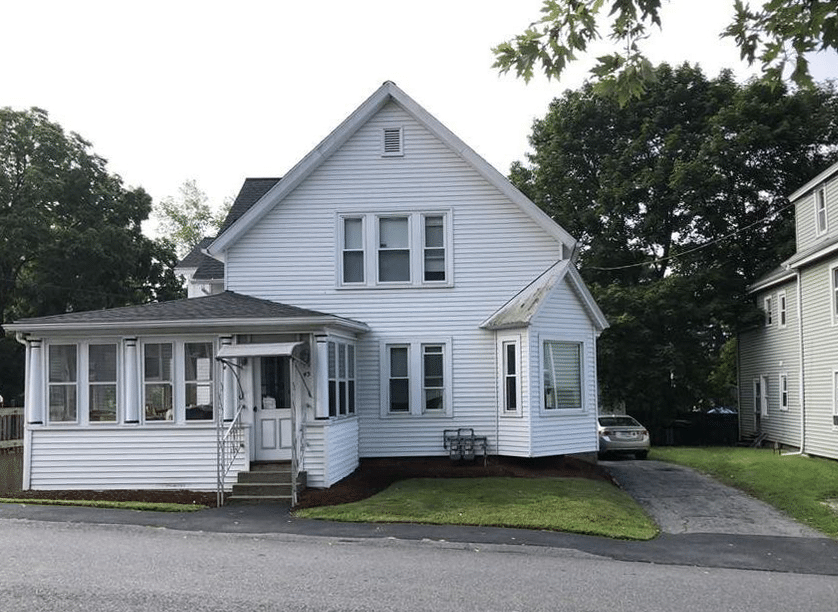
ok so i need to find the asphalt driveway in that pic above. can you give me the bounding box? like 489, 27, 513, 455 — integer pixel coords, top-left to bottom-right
601, 459, 822, 537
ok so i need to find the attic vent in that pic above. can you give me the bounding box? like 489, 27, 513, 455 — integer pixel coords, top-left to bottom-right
382, 127, 403, 156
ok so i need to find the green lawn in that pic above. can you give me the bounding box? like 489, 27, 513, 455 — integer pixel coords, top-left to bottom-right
652, 447, 838, 537
295, 476, 659, 540
0, 498, 207, 512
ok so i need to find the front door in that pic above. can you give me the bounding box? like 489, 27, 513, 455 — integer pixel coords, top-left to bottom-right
255, 356, 292, 461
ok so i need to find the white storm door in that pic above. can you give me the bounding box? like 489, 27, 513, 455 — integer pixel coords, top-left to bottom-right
255, 356, 292, 461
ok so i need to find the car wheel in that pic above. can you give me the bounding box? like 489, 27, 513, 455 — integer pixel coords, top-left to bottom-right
635, 450, 648, 460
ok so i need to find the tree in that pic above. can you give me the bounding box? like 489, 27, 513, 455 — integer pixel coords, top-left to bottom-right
512, 64, 838, 426
154, 179, 230, 258
493, 0, 838, 104
0, 107, 184, 402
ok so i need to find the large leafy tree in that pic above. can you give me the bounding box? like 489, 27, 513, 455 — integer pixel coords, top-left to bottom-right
0, 107, 184, 402
154, 179, 231, 258
493, 0, 838, 103
512, 64, 838, 425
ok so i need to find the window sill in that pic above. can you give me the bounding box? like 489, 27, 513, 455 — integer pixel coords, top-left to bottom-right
337, 282, 454, 290
539, 408, 587, 417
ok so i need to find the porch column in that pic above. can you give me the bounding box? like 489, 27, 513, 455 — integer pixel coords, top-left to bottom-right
124, 338, 140, 423
314, 335, 329, 419
27, 338, 44, 425
220, 336, 235, 421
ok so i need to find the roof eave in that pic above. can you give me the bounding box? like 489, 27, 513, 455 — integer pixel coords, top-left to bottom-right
788, 160, 838, 201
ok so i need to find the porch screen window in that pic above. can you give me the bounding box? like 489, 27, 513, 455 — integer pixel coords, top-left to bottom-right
144, 343, 173, 421
342, 217, 364, 283
378, 217, 410, 282
185, 342, 214, 421
503, 341, 518, 412
423, 215, 445, 282
543, 341, 582, 410
327, 341, 355, 417
388, 345, 410, 412
89, 344, 117, 422
422, 344, 444, 412
816, 186, 827, 235
48, 344, 77, 422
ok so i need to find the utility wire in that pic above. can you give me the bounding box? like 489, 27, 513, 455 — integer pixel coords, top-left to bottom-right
587, 200, 794, 271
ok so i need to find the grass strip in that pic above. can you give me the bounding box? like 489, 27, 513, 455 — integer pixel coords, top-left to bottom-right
0, 498, 207, 512
295, 476, 658, 540
652, 447, 838, 538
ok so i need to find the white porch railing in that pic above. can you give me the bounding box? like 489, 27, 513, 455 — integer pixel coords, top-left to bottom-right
216, 405, 245, 507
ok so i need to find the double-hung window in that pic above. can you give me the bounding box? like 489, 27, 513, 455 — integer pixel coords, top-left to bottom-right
338, 212, 451, 287
778, 292, 787, 328
764, 296, 773, 326
832, 265, 838, 324
816, 186, 827, 235
144, 343, 173, 422
760, 374, 770, 417
382, 339, 451, 416
184, 342, 214, 421
327, 340, 356, 417
779, 373, 789, 411
543, 341, 583, 411
500, 338, 520, 415
89, 344, 117, 422
48, 344, 78, 423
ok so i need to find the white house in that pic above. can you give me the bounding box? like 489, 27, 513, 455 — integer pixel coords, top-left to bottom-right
739, 160, 838, 460
7, 82, 608, 498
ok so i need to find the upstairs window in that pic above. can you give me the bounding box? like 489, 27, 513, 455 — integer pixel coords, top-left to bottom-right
764, 296, 773, 326
778, 292, 787, 328
338, 212, 452, 288
816, 186, 827, 235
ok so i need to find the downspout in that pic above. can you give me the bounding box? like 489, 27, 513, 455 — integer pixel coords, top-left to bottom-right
783, 268, 806, 457
14, 332, 33, 489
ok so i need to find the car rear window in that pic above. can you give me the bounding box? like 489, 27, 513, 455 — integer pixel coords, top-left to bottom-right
599, 416, 639, 427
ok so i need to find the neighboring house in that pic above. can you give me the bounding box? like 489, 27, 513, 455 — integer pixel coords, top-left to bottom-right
174, 237, 225, 298
739, 160, 838, 460
7, 82, 608, 494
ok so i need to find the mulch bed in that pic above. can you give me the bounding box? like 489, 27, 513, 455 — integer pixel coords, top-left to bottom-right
4, 455, 611, 509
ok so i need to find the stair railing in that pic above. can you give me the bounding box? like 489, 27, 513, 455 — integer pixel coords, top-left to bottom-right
217, 404, 245, 507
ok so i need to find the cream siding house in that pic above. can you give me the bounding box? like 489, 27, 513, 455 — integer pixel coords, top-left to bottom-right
8, 82, 608, 495
739, 160, 838, 460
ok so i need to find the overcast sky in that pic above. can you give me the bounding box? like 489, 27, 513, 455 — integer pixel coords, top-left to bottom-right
4, 0, 837, 234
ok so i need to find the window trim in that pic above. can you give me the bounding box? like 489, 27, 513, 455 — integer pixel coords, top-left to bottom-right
46, 343, 79, 425
336, 211, 453, 289
380, 338, 452, 417
498, 334, 522, 417
339, 216, 365, 285
778, 291, 787, 328
88, 342, 119, 424
779, 372, 789, 411
815, 185, 827, 236
381, 126, 404, 157
540, 338, 585, 415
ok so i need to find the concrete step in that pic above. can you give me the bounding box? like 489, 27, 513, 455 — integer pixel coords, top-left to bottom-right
237, 470, 292, 484
226, 494, 292, 505
232, 482, 293, 497
250, 461, 292, 472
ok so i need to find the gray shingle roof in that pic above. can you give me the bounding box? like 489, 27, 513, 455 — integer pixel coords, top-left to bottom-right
8, 291, 366, 330
217, 178, 281, 235
177, 237, 215, 269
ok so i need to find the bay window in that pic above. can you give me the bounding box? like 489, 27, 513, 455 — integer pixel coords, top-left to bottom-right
327, 340, 356, 417
543, 341, 583, 411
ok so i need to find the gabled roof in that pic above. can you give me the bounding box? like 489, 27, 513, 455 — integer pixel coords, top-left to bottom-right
217, 177, 281, 235
7, 291, 369, 335
176, 237, 215, 270
788, 160, 838, 201
207, 81, 577, 257
480, 261, 609, 333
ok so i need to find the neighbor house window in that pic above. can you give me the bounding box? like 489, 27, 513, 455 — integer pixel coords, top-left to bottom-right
342, 217, 365, 284
778, 292, 787, 328
779, 373, 789, 411
502, 340, 519, 413
764, 296, 773, 326
378, 216, 411, 282
760, 374, 769, 417
327, 341, 356, 417
832, 265, 838, 324
833, 371, 838, 427
543, 341, 582, 410
753, 378, 761, 417
48, 344, 77, 423
816, 186, 827, 235
88, 344, 117, 422
337, 212, 451, 288
184, 342, 214, 421
144, 343, 173, 421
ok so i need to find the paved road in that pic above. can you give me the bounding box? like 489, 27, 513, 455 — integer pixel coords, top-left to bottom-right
2, 519, 838, 612
601, 459, 823, 537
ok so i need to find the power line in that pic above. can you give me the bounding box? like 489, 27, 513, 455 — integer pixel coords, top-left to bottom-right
586, 201, 794, 272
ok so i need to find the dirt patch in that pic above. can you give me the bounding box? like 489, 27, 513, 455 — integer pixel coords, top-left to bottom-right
295, 455, 610, 509
5, 455, 610, 509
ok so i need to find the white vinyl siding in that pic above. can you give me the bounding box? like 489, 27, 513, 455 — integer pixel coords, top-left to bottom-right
28, 427, 247, 491
225, 101, 570, 458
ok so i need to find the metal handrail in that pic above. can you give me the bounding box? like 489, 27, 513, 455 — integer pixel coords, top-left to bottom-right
217, 404, 245, 507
